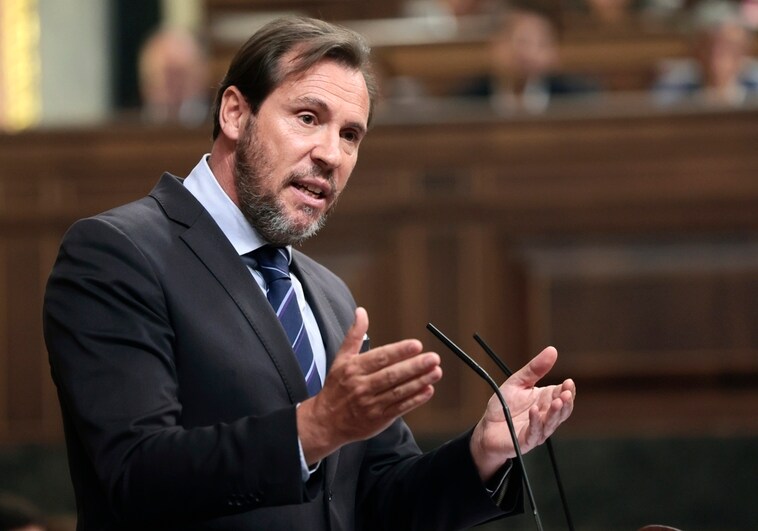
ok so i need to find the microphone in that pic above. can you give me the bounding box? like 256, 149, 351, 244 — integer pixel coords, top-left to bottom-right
426, 323, 544, 531
473, 334, 575, 531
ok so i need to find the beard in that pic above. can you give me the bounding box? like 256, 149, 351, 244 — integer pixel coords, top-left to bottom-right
234, 118, 338, 246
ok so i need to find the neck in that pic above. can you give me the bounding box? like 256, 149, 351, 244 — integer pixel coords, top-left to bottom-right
208, 138, 240, 207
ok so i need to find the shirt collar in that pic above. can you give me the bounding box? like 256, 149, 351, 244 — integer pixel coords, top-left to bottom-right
182, 155, 291, 262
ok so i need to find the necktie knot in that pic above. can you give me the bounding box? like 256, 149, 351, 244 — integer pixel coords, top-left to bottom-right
250, 246, 290, 284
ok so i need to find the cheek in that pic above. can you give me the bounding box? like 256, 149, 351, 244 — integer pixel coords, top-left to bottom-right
335, 162, 357, 191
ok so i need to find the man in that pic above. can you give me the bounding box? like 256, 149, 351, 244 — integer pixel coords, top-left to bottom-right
43, 16, 575, 530
456, 7, 599, 113
653, 0, 758, 107
138, 27, 210, 126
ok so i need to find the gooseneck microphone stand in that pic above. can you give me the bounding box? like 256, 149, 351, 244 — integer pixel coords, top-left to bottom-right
426, 323, 544, 531
473, 334, 575, 531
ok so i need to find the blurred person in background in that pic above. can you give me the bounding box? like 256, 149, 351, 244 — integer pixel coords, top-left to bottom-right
456, 7, 600, 113
585, 0, 639, 26
653, 0, 758, 105
743, 0, 758, 29
137, 27, 211, 127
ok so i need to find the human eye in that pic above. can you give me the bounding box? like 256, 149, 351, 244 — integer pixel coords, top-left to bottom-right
298, 113, 316, 126
341, 128, 362, 144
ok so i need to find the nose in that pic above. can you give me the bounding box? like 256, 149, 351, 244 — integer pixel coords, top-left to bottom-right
311, 129, 342, 170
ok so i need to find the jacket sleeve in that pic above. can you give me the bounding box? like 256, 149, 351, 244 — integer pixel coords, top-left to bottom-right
356, 420, 523, 530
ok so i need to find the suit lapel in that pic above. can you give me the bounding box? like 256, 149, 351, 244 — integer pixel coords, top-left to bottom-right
152, 174, 345, 484
150, 174, 309, 403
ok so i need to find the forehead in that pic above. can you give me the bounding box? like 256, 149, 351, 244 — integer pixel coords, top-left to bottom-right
270, 58, 370, 124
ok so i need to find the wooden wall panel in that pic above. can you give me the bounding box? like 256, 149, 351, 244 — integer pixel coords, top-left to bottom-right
519, 240, 758, 377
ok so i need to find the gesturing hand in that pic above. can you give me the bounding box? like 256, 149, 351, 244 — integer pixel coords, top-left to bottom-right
470, 347, 576, 481
297, 307, 442, 464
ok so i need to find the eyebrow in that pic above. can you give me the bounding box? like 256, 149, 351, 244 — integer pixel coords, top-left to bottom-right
295, 96, 367, 137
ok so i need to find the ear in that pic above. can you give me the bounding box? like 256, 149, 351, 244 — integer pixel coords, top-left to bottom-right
217, 86, 249, 141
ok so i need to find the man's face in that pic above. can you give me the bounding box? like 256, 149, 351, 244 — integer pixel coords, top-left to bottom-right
234, 58, 370, 246
494, 13, 557, 78
697, 23, 749, 89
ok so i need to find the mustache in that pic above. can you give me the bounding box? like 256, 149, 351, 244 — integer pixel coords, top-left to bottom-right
286, 166, 337, 197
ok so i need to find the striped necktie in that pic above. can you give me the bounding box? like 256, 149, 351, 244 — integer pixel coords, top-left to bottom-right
244, 246, 321, 395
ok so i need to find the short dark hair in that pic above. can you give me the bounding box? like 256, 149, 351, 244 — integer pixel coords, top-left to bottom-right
212, 16, 378, 139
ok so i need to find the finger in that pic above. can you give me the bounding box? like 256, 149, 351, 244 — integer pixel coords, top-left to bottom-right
374, 360, 443, 405
557, 388, 575, 421
553, 378, 576, 400
566, 379, 576, 400
334, 307, 370, 359
509, 346, 558, 388
339, 365, 440, 439
358, 339, 426, 374
549, 383, 575, 420
380, 383, 436, 420
518, 393, 570, 452
363, 349, 441, 394
541, 397, 568, 439
540, 399, 571, 444
522, 405, 544, 451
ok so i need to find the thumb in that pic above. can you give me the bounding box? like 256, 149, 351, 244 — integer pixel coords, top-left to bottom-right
336, 307, 369, 358
509, 346, 557, 388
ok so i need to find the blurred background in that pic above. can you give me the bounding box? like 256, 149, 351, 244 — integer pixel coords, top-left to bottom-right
0, 0, 757, 529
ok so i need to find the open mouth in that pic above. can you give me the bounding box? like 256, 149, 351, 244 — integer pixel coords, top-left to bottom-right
291, 181, 329, 199
292, 182, 326, 200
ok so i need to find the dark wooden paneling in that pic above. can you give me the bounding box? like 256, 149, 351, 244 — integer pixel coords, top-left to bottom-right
519, 240, 758, 373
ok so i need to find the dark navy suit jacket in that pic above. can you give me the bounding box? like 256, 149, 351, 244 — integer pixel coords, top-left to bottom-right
44, 174, 521, 530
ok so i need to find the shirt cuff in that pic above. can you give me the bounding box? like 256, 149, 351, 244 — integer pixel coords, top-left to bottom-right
485, 459, 513, 497
296, 403, 321, 482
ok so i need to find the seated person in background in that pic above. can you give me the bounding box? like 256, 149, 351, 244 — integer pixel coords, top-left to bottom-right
585, 0, 638, 27
456, 7, 600, 113
138, 27, 211, 126
653, 0, 758, 106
